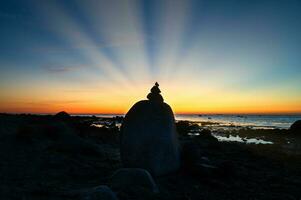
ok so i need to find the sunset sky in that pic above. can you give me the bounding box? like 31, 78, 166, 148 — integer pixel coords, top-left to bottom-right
0, 0, 301, 114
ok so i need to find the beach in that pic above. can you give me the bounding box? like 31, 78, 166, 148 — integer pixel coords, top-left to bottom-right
0, 113, 300, 200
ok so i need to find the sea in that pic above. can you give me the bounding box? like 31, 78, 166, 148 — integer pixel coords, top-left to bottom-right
80, 114, 301, 144
83, 114, 301, 130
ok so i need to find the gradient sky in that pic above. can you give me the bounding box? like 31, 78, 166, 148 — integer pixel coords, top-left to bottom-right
0, 0, 301, 114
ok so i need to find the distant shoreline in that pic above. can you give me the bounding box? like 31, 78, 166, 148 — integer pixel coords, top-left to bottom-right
1, 112, 300, 130
1, 112, 301, 116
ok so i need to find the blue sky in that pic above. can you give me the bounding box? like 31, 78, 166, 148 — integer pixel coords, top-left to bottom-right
0, 0, 301, 114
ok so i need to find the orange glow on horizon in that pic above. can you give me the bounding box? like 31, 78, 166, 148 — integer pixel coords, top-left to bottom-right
1, 99, 300, 115
1, 81, 301, 115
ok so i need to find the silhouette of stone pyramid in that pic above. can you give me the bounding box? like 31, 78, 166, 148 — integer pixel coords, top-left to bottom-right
147, 82, 164, 103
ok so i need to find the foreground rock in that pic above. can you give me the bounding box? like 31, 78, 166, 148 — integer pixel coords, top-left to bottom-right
82, 186, 118, 200
120, 83, 180, 176
16, 121, 105, 157
1, 114, 301, 199
290, 120, 301, 133
110, 168, 159, 193
66, 185, 118, 200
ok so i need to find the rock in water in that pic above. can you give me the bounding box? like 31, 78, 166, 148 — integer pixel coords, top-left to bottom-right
120, 83, 180, 176
54, 111, 71, 120
290, 120, 301, 133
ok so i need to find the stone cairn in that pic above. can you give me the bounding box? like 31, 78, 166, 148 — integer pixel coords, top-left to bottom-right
147, 82, 164, 103
120, 83, 180, 176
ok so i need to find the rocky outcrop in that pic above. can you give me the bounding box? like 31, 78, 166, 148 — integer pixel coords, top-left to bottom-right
120, 83, 180, 176
54, 111, 71, 120
290, 120, 301, 133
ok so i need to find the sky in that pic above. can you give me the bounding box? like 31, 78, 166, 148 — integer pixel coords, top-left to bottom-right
0, 0, 301, 114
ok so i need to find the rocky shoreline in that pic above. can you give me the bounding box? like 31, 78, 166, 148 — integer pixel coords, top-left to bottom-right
0, 113, 300, 200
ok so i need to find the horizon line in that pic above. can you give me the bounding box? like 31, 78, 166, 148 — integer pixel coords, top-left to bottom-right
1, 112, 301, 116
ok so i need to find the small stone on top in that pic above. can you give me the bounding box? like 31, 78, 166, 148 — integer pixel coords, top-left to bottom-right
147, 82, 164, 103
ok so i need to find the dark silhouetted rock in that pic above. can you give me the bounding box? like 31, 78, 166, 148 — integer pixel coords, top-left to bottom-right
84, 186, 118, 200
110, 168, 159, 193
69, 185, 118, 200
196, 129, 218, 142
176, 121, 191, 136
54, 111, 71, 120
196, 163, 218, 177
181, 141, 201, 167
290, 120, 301, 133
16, 121, 105, 157
176, 121, 201, 136
121, 83, 180, 176
147, 82, 164, 103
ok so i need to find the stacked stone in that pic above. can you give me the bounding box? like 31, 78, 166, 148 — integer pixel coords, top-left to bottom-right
146, 82, 164, 103
120, 83, 180, 176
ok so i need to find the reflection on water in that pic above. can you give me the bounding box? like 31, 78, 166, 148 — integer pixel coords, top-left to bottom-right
91, 124, 105, 128
83, 114, 301, 130
175, 114, 301, 129
90, 120, 122, 129
212, 134, 273, 144
78, 114, 299, 145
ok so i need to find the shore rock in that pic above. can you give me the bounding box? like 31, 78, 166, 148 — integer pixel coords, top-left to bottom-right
76, 185, 118, 200
290, 120, 301, 133
110, 168, 159, 193
54, 111, 71, 120
120, 83, 180, 176
181, 141, 201, 167
16, 121, 105, 157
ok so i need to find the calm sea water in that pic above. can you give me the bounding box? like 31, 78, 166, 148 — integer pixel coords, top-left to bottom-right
85, 114, 301, 129
175, 114, 301, 129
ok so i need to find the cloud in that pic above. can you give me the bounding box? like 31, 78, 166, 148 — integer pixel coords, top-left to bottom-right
44, 65, 84, 73
63, 88, 103, 93
17, 100, 88, 106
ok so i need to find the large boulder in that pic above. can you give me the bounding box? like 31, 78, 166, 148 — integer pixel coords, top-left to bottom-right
120, 83, 180, 176
290, 120, 301, 133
